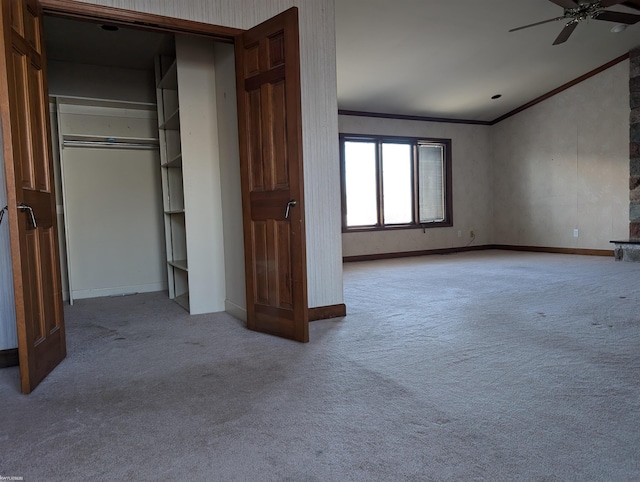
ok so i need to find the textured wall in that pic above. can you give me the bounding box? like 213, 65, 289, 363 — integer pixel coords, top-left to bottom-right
492, 60, 629, 250
73, 0, 343, 308
339, 115, 493, 257
340, 60, 629, 256
630, 50, 640, 239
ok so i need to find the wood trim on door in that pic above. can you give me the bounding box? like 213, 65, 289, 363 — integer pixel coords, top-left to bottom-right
1, 0, 67, 393
40, 0, 243, 39
308, 304, 346, 321
235, 8, 309, 342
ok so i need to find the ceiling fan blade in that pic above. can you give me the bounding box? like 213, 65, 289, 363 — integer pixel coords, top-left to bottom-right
509, 16, 565, 32
548, 0, 579, 8
595, 10, 640, 23
553, 21, 578, 44
599, 0, 626, 6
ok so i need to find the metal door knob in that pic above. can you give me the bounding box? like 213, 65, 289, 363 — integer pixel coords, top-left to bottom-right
18, 202, 37, 228
285, 199, 297, 219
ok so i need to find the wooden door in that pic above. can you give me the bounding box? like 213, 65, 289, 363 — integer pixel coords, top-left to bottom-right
0, 0, 65, 393
235, 8, 309, 342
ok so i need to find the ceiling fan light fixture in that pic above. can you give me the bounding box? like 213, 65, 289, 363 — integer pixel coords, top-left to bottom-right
610, 23, 627, 33
510, 0, 640, 44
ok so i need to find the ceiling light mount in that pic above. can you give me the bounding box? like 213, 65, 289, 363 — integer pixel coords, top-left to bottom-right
611, 23, 627, 32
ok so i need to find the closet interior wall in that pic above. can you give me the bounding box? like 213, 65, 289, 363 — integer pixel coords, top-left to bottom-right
46, 25, 170, 304
53, 96, 166, 303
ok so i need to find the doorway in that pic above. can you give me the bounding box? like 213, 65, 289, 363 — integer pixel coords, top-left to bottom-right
1, 2, 312, 392
0, 2, 247, 387
41, 16, 246, 316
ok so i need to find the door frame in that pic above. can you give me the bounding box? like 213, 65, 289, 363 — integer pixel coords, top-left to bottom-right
37, 0, 315, 322
0, 2, 345, 387
40, 0, 243, 39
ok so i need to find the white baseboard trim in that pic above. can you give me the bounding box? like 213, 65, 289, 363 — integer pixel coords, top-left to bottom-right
225, 300, 246, 322
72, 282, 167, 300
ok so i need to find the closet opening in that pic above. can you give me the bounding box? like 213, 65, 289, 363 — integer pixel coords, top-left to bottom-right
43, 14, 245, 317
2, 3, 310, 392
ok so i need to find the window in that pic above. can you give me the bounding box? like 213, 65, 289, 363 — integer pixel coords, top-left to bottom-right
340, 134, 452, 231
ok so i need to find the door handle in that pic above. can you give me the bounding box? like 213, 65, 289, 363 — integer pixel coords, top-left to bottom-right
284, 199, 297, 219
18, 202, 37, 228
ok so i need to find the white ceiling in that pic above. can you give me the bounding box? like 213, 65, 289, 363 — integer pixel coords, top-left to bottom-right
335, 0, 640, 122
44, 1, 640, 123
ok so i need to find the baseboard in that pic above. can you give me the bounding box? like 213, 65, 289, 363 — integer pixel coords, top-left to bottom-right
71, 282, 167, 300
309, 303, 346, 321
225, 301, 344, 322
0, 348, 19, 368
343, 245, 492, 263
225, 300, 247, 322
491, 245, 614, 257
343, 244, 613, 263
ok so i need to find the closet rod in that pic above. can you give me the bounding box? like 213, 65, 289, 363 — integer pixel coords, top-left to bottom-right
62, 140, 159, 150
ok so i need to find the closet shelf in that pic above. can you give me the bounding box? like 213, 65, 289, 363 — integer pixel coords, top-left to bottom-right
161, 153, 182, 168
160, 108, 180, 130
168, 259, 188, 272
54, 95, 157, 112
62, 134, 159, 150
157, 60, 178, 90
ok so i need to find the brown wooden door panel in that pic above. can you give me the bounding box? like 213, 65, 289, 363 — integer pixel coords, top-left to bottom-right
28, 61, 49, 191
250, 218, 293, 307
274, 219, 293, 308
10, 48, 33, 188
254, 304, 296, 339
236, 8, 308, 342
1, 0, 65, 393
250, 189, 290, 219
245, 81, 291, 193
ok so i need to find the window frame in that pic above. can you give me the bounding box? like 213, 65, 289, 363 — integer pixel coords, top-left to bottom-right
340, 133, 453, 232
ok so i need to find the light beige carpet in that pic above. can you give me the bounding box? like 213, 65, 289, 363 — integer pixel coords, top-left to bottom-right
1, 250, 639, 481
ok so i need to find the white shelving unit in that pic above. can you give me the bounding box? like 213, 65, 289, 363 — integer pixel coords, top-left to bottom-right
154, 36, 228, 315
156, 55, 189, 310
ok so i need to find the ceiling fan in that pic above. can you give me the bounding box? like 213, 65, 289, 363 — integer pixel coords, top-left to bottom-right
509, 0, 640, 45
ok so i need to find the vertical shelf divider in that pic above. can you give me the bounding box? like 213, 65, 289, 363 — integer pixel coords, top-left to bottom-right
155, 53, 189, 311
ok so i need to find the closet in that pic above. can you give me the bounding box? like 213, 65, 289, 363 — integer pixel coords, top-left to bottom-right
44, 17, 239, 316
0, 11, 246, 376
54, 96, 165, 304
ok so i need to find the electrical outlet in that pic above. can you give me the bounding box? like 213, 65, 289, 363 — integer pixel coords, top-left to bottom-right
573, 229, 579, 238
470, 230, 475, 238
457, 230, 462, 238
